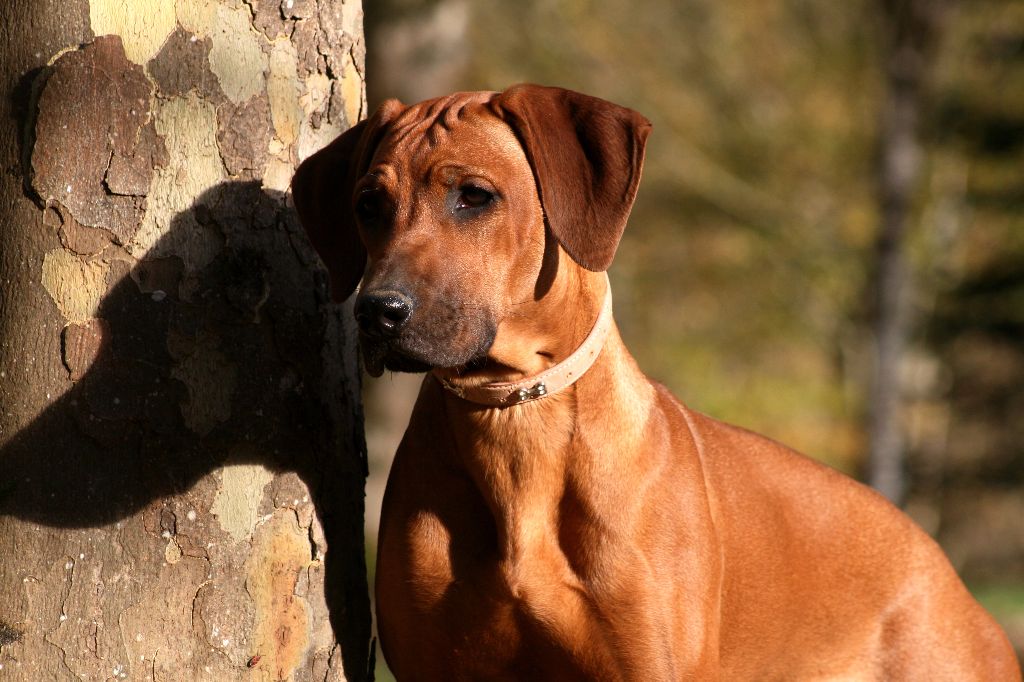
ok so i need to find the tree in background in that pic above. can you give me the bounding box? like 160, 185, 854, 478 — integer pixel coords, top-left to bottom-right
867, 0, 951, 504
0, 1, 371, 679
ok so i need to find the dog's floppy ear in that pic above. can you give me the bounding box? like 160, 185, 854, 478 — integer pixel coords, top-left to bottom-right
492, 84, 651, 272
291, 101, 403, 301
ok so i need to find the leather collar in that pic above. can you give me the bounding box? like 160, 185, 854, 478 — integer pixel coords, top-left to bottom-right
435, 278, 613, 407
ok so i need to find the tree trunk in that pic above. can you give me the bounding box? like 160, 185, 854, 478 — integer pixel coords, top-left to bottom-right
868, 0, 948, 505
0, 2, 371, 680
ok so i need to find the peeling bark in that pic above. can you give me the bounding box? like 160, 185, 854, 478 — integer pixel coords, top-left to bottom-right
31, 36, 155, 244
0, 2, 370, 680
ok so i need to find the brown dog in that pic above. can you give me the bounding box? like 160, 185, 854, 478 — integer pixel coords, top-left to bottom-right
292, 85, 1020, 680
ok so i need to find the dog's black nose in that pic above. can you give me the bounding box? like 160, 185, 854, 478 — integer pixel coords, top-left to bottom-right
355, 290, 414, 338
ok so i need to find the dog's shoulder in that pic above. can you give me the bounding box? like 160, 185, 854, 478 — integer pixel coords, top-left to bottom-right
667, 398, 937, 560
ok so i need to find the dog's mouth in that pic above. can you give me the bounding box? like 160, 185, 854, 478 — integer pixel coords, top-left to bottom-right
359, 330, 495, 378
360, 340, 433, 377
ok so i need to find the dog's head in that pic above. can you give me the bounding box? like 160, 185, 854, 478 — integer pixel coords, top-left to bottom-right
291, 84, 650, 377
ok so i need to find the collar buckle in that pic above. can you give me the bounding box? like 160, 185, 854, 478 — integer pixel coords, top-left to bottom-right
511, 382, 548, 404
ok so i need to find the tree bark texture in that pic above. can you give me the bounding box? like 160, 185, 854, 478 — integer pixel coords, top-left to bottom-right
0, 1, 371, 680
868, 0, 947, 505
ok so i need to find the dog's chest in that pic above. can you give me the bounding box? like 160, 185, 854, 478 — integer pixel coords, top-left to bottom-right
378, 497, 622, 680
375, 389, 690, 678
376, 430, 627, 677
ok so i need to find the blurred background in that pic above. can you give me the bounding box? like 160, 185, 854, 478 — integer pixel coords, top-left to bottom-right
359, 0, 1024, 675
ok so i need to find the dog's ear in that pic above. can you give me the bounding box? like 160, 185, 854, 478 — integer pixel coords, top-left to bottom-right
291, 100, 403, 301
493, 84, 652, 272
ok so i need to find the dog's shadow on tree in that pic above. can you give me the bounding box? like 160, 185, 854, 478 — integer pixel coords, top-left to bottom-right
0, 180, 369, 677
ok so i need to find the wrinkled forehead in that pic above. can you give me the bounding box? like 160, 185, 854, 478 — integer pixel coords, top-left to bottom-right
369, 92, 525, 173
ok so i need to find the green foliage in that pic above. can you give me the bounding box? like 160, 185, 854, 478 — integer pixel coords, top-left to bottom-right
973, 583, 1024, 618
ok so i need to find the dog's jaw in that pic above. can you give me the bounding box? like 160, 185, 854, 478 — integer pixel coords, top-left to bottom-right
359, 317, 497, 378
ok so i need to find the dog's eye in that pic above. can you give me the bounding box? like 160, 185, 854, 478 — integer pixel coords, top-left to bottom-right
355, 190, 383, 224
455, 185, 494, 211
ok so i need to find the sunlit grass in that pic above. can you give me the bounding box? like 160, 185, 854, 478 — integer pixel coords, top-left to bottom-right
973, 583, 1024, 619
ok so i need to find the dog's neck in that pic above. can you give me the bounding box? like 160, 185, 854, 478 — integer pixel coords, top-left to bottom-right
434, 274, 612, 407
425, 296, 655, 572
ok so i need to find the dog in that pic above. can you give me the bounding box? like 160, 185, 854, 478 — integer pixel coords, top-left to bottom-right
292, 84, 1020, 680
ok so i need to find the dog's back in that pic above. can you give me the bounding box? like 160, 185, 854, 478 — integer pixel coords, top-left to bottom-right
682, 404, 1019, 680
